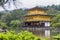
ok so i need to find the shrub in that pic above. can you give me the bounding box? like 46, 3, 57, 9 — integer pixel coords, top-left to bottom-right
0, 31, 41, 40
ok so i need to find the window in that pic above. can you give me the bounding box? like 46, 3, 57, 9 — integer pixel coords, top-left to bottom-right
39, 22, 45, 27
45, 22, 50, 27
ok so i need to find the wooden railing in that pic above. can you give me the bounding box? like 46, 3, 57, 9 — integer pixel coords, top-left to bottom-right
22, 26, 50, 30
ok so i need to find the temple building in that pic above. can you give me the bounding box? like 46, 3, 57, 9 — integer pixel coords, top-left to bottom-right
24, 6, 51, 37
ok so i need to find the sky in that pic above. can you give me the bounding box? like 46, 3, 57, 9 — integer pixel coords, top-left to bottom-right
20, 0, 60, 8
0, 0, 60, 11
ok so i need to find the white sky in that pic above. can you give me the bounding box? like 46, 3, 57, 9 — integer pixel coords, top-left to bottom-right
0, 0, 60, 11
20, 0, 60, 8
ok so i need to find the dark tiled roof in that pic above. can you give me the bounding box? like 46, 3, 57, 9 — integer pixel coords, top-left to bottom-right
25, 6, 48, 11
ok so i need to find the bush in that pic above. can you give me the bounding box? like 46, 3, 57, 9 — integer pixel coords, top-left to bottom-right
53, 34, 60, 38
0, 31, 41, 40
53, 34, 60, 40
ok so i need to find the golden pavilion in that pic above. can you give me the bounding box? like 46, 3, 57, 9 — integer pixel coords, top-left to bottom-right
24, 6, 51, 37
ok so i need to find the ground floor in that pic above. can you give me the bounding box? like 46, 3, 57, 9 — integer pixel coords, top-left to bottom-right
23, 21, 50, 37
22, 27, 50, 37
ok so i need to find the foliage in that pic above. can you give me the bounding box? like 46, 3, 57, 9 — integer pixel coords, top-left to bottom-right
53, 34, 60, 38
46, 8, 57, 15
0, 31, 41, 40
53, 34, 60, 40
0, 9, 27, 30
0, 0, 21, 10
51, 13, 60, 27
11, 9, 27, 20
44, 4, 60, 11
0, 20, 8, 29
1, 13, 12, 23
0, 0, 9, 5
0, 12, 4, 19
10, 20, 21, 28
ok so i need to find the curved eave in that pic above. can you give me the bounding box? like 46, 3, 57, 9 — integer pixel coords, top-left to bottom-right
25, 14, 53, 17
25, 20, 51, 22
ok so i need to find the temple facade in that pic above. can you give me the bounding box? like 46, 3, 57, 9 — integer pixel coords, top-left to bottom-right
24, 6, 51, 37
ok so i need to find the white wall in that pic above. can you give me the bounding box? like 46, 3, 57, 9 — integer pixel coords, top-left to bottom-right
45, 30, 50, 37
45, 22, 50, 27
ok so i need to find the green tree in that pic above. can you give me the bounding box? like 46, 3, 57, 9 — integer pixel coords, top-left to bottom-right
0, 9, 27, 31
1, 13, 12, 27
46, 7, 57, 15
1, 13, 11, 22
11, 9, 27, 20
10, 20, 21, 28
0, 0, 21, 10
51, 13, 60, 27
0, 20, 8, 29
10, 20, 24, 32
0, 12, 4, 19
10, 9, 27, 27
1, 9, 27, 26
